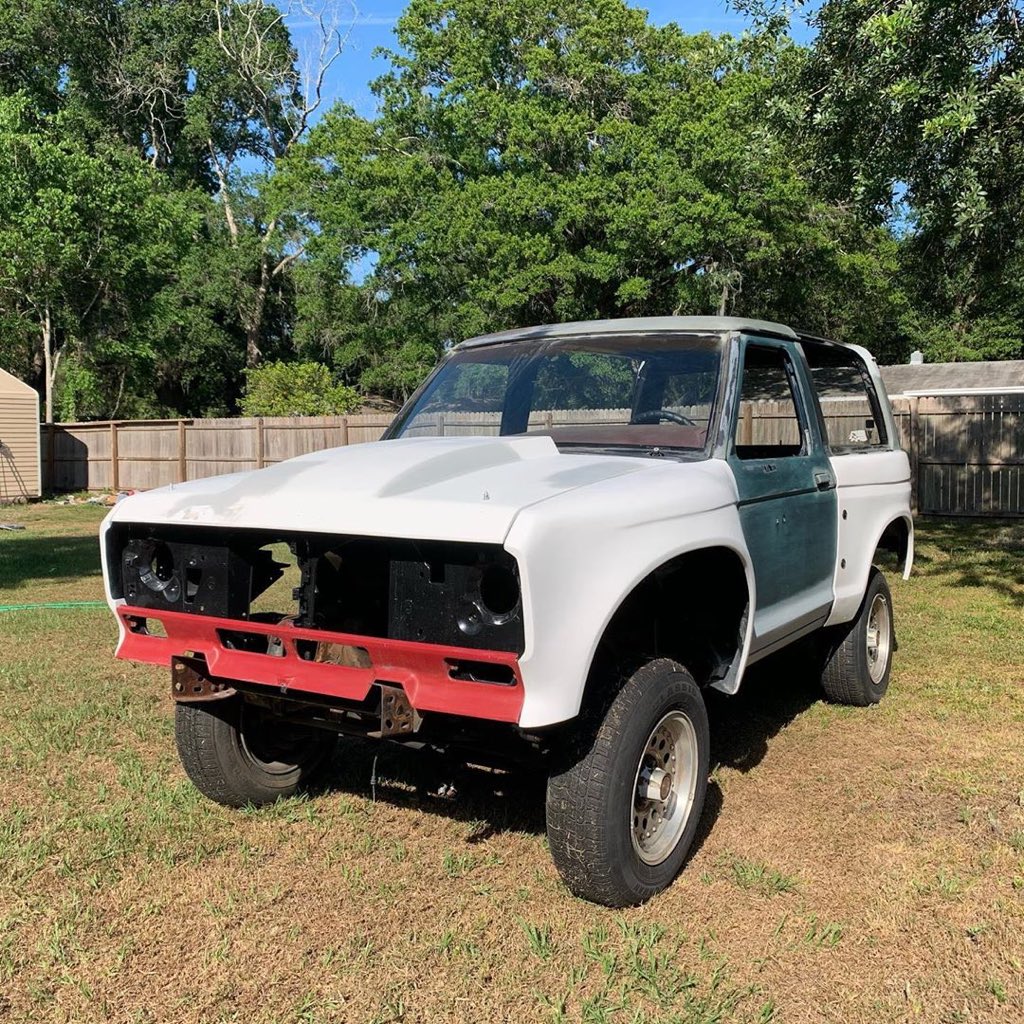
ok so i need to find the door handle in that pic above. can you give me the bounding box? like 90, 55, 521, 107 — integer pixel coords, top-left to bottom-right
814, 471, 834, 491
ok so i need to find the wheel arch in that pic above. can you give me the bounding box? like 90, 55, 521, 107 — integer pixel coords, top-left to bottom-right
576, 544, 754, 719
874, 513, 914, 580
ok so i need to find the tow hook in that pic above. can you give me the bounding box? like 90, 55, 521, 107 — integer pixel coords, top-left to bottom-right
373, 684, 421, 738
171, 656, 237, 702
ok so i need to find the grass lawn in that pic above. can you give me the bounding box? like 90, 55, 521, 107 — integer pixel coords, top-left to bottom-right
1, 503, 1022, 1023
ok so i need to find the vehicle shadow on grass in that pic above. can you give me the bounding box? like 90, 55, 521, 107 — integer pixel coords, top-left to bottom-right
689, 650, 823, 855
705, 649, 823, 775
310, 648, 824, 849
313, 736, 550, 839
0, 534, 103, 593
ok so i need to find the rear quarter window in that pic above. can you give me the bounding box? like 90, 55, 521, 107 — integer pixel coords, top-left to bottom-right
802, 344, 888, 452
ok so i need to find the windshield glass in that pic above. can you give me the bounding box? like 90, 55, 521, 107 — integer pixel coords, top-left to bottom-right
388, 333, 723, 452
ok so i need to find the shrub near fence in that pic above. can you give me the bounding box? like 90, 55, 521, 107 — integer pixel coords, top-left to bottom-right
40, 393, 1024, 517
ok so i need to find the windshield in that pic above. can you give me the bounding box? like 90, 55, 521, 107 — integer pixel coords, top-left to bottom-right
388, 333, 723, 453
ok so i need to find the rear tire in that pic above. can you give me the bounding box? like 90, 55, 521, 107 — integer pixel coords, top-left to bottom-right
546, 659, 709, 907
821, 567, 894, 706
175, 698, 335, 807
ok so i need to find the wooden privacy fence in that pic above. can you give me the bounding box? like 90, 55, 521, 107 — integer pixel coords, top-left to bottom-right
901, 394, 1024, 517
39, 393, 1024, 517
42, 415, 394, 493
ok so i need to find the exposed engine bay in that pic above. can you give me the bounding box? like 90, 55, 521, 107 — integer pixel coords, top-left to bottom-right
106, 524, 525, 656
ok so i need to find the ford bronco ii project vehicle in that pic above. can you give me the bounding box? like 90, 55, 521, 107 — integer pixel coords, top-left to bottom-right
101, 317, 913, 906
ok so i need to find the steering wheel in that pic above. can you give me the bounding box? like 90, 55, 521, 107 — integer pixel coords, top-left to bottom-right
632, 408, 696, 427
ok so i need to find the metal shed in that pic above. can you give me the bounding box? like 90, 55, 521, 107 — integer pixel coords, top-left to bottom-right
0, 367, 41, 501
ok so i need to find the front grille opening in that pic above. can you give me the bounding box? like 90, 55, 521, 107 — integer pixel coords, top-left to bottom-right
445, 658, 515, 686
126, 616, 167, 638
249, 543, 299, 618
217, 628, 284, 656
184, 565, 202, 603
316, 642, 372, 669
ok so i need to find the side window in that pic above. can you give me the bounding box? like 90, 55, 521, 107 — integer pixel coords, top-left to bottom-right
802, 344, 887, 451
734, 345, 805, 460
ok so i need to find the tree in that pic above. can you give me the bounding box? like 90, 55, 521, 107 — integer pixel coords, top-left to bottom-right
192, 1, 355, 367
0, 1, 361, 418
0, 94, 191, 421
768, 0, 1024, 358
296, 0, 912, 394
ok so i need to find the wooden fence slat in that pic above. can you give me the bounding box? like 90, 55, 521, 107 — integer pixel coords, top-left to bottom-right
110, 422, 119, 492
909, 397, 920, 515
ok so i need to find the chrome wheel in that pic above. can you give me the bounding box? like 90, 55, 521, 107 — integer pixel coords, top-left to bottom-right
865, 592, 892, 685
630, 710, 699, 865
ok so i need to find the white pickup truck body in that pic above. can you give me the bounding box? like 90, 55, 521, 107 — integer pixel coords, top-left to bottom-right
101, 316, 913, 905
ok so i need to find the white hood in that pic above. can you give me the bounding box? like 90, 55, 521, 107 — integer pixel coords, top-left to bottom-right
105, 435, 682, 544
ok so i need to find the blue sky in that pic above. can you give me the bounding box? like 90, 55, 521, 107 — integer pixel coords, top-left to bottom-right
287, 1, 812, 122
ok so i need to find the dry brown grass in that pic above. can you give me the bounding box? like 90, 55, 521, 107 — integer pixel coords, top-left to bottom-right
1, 504, 1022, 1023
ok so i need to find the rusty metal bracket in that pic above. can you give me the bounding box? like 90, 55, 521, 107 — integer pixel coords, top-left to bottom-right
171, 656, 237, 703
375, 683, 421, 738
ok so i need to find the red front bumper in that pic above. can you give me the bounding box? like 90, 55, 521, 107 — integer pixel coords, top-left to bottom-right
116, 605, 525, 723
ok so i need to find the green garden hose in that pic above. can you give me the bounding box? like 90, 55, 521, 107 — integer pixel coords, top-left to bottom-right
0, 600, 108, 613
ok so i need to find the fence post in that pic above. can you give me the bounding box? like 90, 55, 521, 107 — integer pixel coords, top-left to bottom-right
47, 423, 56, 493
740, 403, 753, 446
340, 415, 349, 446
909, 396, 920, 515
110, 421, 120, 492
177, 420, 187, 483
256, 417, 265, 469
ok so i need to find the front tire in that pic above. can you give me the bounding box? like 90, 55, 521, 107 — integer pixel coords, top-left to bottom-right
820, 567, 894, 706
175, 698, 336, 807
546, 659, 709, 907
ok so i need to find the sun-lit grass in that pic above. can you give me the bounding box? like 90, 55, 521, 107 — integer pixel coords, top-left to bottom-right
0, 505, 1022, 1022
0, 501, 108, 604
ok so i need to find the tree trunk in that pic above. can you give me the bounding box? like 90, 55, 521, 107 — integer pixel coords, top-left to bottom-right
245, 256, 271, 368
41, 303, 54, 424
208, 139, 239, 242
245, 316, 263, 367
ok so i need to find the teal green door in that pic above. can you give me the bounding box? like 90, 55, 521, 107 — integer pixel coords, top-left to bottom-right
727, 338, 837, 654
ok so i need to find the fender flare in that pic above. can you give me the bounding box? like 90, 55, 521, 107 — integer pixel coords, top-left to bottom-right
578, 542, 756, 709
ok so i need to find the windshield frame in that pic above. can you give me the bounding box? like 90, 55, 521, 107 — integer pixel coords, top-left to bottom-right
384, 330, 728, 459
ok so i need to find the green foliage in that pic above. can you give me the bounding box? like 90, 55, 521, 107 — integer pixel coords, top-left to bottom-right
240, 361, 360, 417
0, 92, 195, 420
1, 0, 1022, 423
54, 359, 104, 423
792, 0, 1024, 357
0, 0, 347, 420
298, 0, 913, 378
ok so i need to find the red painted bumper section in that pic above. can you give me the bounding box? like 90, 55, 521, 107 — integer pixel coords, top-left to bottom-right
116, 606, 524, 723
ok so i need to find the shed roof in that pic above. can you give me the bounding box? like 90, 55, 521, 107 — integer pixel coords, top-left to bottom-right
0, 367, 36, 397
879, 360, 1024, 396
